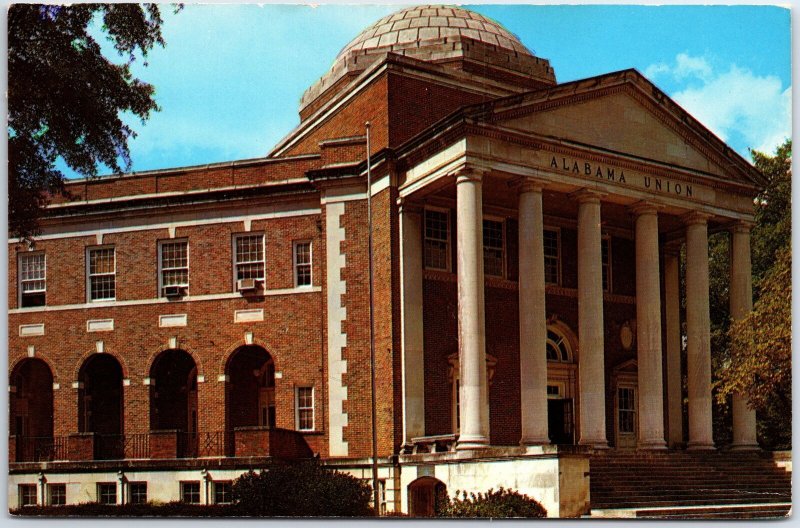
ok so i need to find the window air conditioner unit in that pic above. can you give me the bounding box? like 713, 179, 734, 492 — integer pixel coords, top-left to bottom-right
237, 278, 259, 292
164, 285, 187, 298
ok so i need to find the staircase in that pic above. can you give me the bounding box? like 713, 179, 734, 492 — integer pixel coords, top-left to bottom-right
590, 450, 792, 519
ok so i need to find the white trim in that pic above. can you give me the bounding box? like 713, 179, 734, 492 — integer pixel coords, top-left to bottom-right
232, 233, 266, 290
9, 287, 322, 314
295, 386, 315, 432
86, 245, 116, 302
19, 324, 44, 337
159, 314, 188, 328
158, 239, 189, 298
86, 319, 115, 332
293, 240, 313, 288
370, 175, 391, 196
234, 309, 264, 323
9, 206, 322, 243
320, 192, 367, 205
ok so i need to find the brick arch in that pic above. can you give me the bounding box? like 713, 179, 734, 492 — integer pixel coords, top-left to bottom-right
144, 345, 204, 379
10, 353, 59, 385
219, 337, 279, 376
72, 350, 130, 382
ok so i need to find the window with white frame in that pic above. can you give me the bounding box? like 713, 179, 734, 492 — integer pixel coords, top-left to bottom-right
424, 208, 450, 271
234, 234, 265, 283
601, 235, 612, 292
214, 481, 233, 504
129, 482, 147, 505
19, 252, 46, 307
87, 247, 116, 301
483, 218, 505, 278
293, 241, 312, 287
48, 483, 66, 506
97, 483, 116, 505
180, 481, 200, 504
159, 240, 189, 296
296, 387, 314, 431
543, 228, 560, 285
19, 484, 37, 508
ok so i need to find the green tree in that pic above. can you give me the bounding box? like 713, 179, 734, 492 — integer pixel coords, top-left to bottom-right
713, 139, 791, 448
8, 4, 169, 239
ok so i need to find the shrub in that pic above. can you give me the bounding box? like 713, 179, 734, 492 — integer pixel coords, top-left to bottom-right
437, 487, 547, 518
231, 460, 374, 517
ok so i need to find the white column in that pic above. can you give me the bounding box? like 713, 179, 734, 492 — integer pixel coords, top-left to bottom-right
730, 222, 759, 450
684, 212, 715, 450
632, 203, 666, 449
400, 202, 426, 446
664, 248, 683, 448
574, 190, 608, 448
518, 180, 549, 445
456, 168, 489, 449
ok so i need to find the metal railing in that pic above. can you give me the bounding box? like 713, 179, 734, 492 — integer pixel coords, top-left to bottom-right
14, 436, 68, 462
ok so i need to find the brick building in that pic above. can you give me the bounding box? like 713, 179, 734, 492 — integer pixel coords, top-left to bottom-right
8, 5, 778, 517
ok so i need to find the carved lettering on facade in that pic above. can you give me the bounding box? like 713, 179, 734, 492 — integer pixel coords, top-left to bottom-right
550, 156, 695, 198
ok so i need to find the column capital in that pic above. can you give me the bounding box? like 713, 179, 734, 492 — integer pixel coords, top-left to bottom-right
397, 197, 423, 215
731, 220, 755, 234
629, 200, 662, 217
509, 176, 548, 194
452, 166, 488, 185
570, 188, 606, 204
682, 211, 713, 226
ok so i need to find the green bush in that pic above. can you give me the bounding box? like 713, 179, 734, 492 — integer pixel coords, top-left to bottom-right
231, 461, 374, 517
437, 487, 547, 518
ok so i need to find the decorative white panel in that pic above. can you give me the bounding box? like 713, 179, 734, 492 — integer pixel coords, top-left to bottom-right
87, 319, 114, 332
19, 324, 44, 337
159, 314, 187, 328
234, 309, 264, 323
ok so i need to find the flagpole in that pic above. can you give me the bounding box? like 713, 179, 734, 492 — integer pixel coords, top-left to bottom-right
366, 121, 380, 515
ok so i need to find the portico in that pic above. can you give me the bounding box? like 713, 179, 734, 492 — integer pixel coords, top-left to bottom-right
397, 69, 764, 454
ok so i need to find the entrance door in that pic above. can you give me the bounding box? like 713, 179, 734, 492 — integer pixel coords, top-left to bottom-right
548, 398, 575, 444
616, 385, 637, 448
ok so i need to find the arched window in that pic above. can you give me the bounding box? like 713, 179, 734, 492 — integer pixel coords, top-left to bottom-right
546, 328, 572, 363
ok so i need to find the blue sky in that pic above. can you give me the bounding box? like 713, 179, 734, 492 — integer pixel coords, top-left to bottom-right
68, 3, 791, 178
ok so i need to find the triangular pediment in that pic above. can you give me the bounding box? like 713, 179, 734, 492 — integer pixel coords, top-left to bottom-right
484, 71, 764, 188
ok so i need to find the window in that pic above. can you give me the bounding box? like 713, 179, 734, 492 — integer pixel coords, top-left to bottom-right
129, 482, 147, 505
601, 235, 612, 292
234, 234, 265, 282
296, 387, 314, 431
87, 247, 116, 301
159, 240, 189, 296
214, 481, 232, 505
19, 252, 46, 307
424, 208, 450, 271
19, 484, 37, 508
618, 387, 636, 434
546, 328, 572, 363
181, 481, 201, 504
48, 484, 66, 506
97, 483, 116, 505
483, 218, 505, 278
293, 241, 312, 287
543, 228, 560, 285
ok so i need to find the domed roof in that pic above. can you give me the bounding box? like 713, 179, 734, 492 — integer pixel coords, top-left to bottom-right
336, 5, 533, 62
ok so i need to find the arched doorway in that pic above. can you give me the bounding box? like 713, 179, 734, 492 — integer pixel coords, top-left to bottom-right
149, 349, 198, 434
10, 358, 54, 461
546, 323, 578, 445
408, 477, 447, 517
226, 346, 275, 430
78, 354, 124, 459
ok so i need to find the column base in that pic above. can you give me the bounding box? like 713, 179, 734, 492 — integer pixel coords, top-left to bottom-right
729, 442, 760, 451
520, 436, 551, 447
638, 439, 668, 450
687, 442, 716, 451
456, 434, 489, 450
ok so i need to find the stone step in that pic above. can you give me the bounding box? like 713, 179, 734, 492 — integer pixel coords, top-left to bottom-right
591, 503, 791, 519
593, 497, 790, 510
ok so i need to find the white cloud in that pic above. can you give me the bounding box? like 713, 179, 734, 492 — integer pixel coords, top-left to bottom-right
645, 54, 791, 155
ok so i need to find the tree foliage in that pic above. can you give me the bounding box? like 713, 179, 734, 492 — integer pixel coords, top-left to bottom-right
8, 4, 168, 239
713, 139, 792, 448
437, 487, 547, 518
